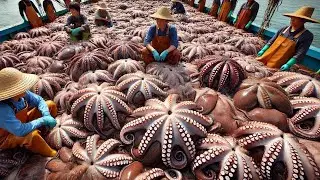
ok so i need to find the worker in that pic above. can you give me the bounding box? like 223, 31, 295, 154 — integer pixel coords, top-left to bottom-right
257, 6, 319, 70
64, 2, 91, 41
18, 0, 43, 28
0, 68, 57, 157
43, 0, 57, 23
94, 3, 113, 27
141, 7, 181, 65
198, 0, 206, 12
64, 0, 71, 8
233, 0, 259, 30
171, 0, 186, 14
209, 0, 237, 22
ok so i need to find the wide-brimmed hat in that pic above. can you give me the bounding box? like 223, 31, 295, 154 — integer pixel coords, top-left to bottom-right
95, 3, 108, 10
150, 7, 174, 21
283, 6, 320, 23
0, 68, 39, 101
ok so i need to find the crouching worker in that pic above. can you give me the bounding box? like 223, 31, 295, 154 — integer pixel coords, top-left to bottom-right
141, 7, 181, 65
94, 3, 113, 27
65, 2, 90, 41
0, 68, 57, 157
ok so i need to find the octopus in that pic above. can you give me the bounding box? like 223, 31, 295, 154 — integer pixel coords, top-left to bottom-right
70, 83, 132, 137
192, 134, 261, 180
78, 70, 115, 86
66, 49, 113, 81
50, 31, 70, 42
13, 41, 35, 53
56, 45, 85, 61
225, 36, 264, 55
127, 27, 147, 40
146, 62, 194, 88
120, 161, 183, 180
28, 27, 51, 37
108, 58, 145, 79
198, 56, 247, 95
130, 10, 147, 18
234, 121, 320, 180
116, 71, 169, 106
46, 135, 133, 179
267, 71, 320, 98
120, 94, 213, 169
32, 73, 69, 100
16, 50, 37, 62
0, 148, 29, 177
45, 22, 65, 32
180, 42, 212, 61
108, 41, 143, 60
15, 56, 53, 74
54, 81, 81, 113
48, 60, 66, 73
14, 32, 30, 40
233, 79, 293, 116
36, 41, 65, 57
233, 56, 273, 79
46, 113, 88, 150
89, 36, 113, 49
194, 88, 247, 135
288, 97, 320, 140
0, 51, 20, 70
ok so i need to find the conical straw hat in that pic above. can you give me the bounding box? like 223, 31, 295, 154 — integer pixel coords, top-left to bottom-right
150, 7, 174, 21
0, 68, 39, 101
283, 6, 320, 23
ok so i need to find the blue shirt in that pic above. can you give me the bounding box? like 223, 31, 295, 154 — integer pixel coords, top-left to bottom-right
144, 24, 179, 48
171, 2, 186, 14
0, 91, 49, 137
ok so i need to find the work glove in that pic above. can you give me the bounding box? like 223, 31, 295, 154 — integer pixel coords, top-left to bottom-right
160, 50, 169, 61
233, 17, 237, 25
245, 21, 252, 29
42, 116, 57, 129
71, 27, 82, 36
280, 58, 296, 71
227, 10, 233, 18
257, 44, 270, 57
316, 69, 320, 74
152, 49, 160, 61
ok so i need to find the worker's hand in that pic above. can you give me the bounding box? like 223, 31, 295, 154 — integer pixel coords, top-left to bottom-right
42, 116, 57, 129
257, 45, 270, 57
245, 21, 252, 29
71, 27, 82, 36
280, 64, 290, 71
151, 49, 160, 61
227, 11, 233, 18
233, 18, 237, 25
160, 50, 169, 61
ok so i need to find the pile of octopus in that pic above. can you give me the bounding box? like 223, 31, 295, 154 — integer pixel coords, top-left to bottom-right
1, 0, 319, 164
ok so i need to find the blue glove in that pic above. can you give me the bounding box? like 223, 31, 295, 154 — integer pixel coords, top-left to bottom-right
42, 116, 57, 129
257, 45, 270, 57
280, 58, 296, 71
233, 18, 237, 25
317, 69, 320, 74
71, 27, 82, 36
152, 49, 160, 61
227, 11, 233, 18
245, 21, 252, 29
280, 64, 290, 71
160, 50, 169, 61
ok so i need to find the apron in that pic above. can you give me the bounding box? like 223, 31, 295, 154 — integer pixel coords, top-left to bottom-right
218, 0, 232, 22
209, 2, 219, 17
45, 2, 56, 22
152, 27, 170, 54
189, 0, 195, 7
234, 2, 255, 29
257, 27, 307, 68
24, 1, 43, 28
64, 0, 71, 8
198, 0, 206, 12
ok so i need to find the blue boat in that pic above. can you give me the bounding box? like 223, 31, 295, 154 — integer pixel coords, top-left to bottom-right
0, 2, 319, 71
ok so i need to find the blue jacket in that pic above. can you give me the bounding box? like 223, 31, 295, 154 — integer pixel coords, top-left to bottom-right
144, 24, 179, 48
171, 2, 186, 14
0, 91, 49, 137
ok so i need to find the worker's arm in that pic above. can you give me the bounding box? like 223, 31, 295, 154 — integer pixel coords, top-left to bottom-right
267, 26, 286, 46
24, 91, 50, 117
18, 1, 27, 21
144, 25, 156, 51
0, 105, 44, 137
168, 25, 178, 51
231, 0, 237, 11
250, 2, 259, 22
292, 31, 313, 63
234, 3, 245, 24
30, 1, 41, 15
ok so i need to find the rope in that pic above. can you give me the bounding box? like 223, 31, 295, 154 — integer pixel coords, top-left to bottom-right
258, 0, 283, 37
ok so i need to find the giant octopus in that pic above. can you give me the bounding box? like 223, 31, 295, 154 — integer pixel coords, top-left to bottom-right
15, 56, 53, 74
108, 58, 145, 79
288, 97, 320, 140
198, 55, 247, 94
267, 71, 320, 98
120, 94, 213, 169
46, 135, 133, 179
108, 41, 143, 60
116, 71, 169, 106
192, 134, 261, 180
234, 122, 320, 180
70, 83, 132, 137
54, 82, 81, 113
0, 148, 29, 178
0, 51, 20, 70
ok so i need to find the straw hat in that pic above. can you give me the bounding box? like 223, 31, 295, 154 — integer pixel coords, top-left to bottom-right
150, 7, 174, 21
95, 3, 108, 10
283, 6, 320, 23
0, 68, 39, 101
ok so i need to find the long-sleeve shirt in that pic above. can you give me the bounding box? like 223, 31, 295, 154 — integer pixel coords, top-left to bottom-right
0, 91, 49, 137
66, 14, 88, 28
171, 2, 186, 14
236, 1, 259, 22
43, 0, 55, 13
95, 9, 111, 21
18, 0, 40, 19
144, 24, 179, 48
267, 26, 313, 63
213, 0, 237, 12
